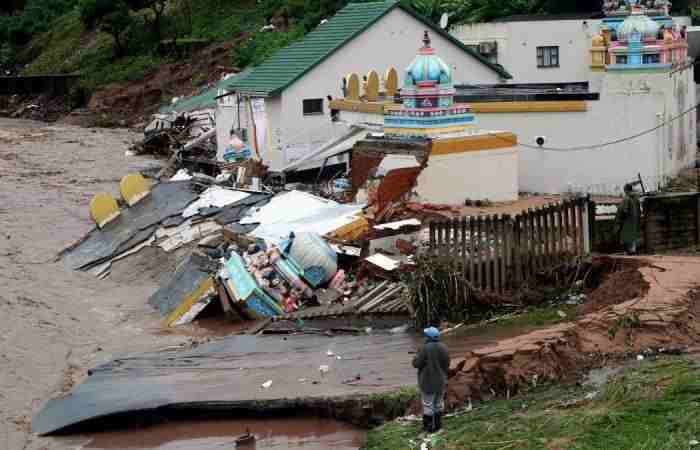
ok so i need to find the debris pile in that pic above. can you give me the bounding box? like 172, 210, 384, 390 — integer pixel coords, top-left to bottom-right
61, 164, 436, 330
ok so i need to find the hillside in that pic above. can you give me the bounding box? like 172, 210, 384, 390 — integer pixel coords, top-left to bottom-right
2, 0, 693, 125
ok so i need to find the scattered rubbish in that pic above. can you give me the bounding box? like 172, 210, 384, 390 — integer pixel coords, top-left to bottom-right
365, 253, 401, 271
690, 439, 699, 447
326, 350, 335, 357
319, 365, 330, 376
235, 429, 256, 447
261, 380, 272, 389
637, 354, 645, 361
182, 187, 250, 218
557, 310, 567, 318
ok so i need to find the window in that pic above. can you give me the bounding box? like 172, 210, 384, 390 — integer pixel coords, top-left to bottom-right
643, 53, 660, 64
616, 55, 628, 65
303, 98, 323, 115
536, 46, 559, 68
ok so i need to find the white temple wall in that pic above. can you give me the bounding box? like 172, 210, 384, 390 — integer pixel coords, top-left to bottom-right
416, 147, 519, 203
472, 69, 696, 195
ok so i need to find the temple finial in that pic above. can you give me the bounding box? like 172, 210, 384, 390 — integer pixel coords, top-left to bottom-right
423, 30, 430, 48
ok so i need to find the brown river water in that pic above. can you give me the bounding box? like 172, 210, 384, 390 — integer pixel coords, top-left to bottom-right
81, 417, 366, 450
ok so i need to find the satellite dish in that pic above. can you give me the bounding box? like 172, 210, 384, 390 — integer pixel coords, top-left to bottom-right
439, 13, 448, 29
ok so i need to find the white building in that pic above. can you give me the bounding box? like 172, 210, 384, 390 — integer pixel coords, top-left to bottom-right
448, 4, 696, 195
215, 0, 512, 171
452, 12, 691, 84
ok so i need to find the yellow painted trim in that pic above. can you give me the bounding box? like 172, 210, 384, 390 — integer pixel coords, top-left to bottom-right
470, 101, 587, 113
329, 99, 388, 114
89, 193, 121, 228
162, 277, 215, 327
120, 173, 151, 207
384, 125, 475, 135
431, 132, 518, 156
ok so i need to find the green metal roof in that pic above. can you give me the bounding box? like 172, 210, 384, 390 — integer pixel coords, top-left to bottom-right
226, 0, 512, 97
158, 70, 252, 114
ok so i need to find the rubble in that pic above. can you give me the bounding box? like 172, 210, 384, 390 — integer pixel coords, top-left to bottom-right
62, 160, 427, 328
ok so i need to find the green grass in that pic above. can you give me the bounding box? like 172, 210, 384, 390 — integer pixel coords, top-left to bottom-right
20, 10, 85, 74
364, 357, 700, 450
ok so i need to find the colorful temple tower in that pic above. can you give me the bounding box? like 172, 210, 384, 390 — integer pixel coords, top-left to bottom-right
384, 32, 475, 136
591, 0, 687, 71
329, 32, 519, 203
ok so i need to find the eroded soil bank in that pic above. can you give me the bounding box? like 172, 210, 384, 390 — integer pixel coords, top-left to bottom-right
447, 255, 700, 408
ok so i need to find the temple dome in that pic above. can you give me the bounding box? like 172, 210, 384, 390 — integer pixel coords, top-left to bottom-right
618, 12, 660, 41
405, 31, 452, 86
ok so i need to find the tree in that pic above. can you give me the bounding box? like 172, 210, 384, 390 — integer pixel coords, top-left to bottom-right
79, 0, 134, 56
128, 0, 168, 41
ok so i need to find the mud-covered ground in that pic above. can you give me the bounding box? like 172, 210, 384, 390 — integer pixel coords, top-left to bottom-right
0, 119, 192, 450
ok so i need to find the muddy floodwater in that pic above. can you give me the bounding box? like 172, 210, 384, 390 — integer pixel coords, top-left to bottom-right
80, 417, 366, 450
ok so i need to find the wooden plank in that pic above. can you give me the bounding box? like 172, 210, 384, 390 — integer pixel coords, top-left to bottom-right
577, 199, 585, 255
461, 217, 467, 265
536, 209, 542, 269
452, 218, 459, 258
523, 209, 532, 279
501, 215, 509, 291
512, 214, 521, 286
563, 201, 571, 256
501, 214, 511, 289
493, 215, 501, 293
484, 215, 493, 291
556, 204, 564, 263
544, 205, 552, 267
469, 216, 476, 285
475, 216, 483, 289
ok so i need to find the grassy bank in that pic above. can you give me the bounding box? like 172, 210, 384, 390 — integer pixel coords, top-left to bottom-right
365, 356, 700, 450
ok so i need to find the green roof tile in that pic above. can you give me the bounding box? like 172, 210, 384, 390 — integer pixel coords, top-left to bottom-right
226, 0, 511, 97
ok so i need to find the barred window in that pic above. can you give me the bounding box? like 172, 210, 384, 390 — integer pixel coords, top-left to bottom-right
536, 46, 559, 68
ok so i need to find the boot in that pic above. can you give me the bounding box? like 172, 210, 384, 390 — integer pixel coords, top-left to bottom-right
422, 415, 433, 433
434, 413, 442, 431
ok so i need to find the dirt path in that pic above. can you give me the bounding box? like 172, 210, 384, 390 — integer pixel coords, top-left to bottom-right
0, 119, 190, 450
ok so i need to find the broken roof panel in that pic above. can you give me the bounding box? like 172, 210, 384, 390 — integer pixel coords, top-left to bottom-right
182, 187, 251, 218
147, 252, 218, 321
62, 181, 199, 270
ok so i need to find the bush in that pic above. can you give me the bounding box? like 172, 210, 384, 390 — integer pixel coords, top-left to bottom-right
0, 0, 78, 46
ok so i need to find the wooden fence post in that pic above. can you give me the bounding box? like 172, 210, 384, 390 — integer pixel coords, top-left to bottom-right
429, 221, 436, 255
513, 214, 522, 286
577, 198, 585, 256
484, 215, 493, 291
469, 216, 476, 285
460, 217, 467, 264
476, 216, 483, 289
493, 215, 501, 293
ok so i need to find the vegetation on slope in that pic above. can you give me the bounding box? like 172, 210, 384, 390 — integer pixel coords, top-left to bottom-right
1, 0, 696, 107
365, 356, 700, 450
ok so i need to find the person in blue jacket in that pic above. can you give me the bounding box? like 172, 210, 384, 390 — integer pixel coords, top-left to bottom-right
413, 326, 450, 433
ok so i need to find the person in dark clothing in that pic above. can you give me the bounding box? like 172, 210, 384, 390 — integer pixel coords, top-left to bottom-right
616, 182, 642, 255
412, 326, 450, 433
